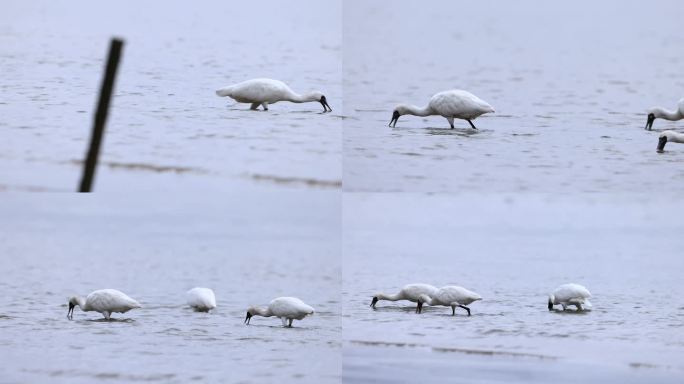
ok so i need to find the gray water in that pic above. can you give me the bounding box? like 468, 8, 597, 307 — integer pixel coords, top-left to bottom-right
0, 0, 341, 192
342, 194, 684, 383
343, 0, 684, 193
0, 190, 341, 383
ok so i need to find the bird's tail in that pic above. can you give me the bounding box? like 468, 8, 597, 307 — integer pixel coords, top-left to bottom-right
215, 87, 233, 97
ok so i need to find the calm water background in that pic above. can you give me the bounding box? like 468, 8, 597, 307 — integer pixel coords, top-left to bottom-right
0, 190, 341, 383
0, 0, 341, 192
343, 0, 684, 193
343, 194, 684, 383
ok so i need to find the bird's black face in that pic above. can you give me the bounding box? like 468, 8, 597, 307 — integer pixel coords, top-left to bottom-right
657, 135, 668, 152
547, 300, 553, 311
645, 113, 655, 130
389, 110, 400, 127
370, 296, 378, 308
67, 302, 75, 319
244, 311, 252, 325
319, 96, 332, 112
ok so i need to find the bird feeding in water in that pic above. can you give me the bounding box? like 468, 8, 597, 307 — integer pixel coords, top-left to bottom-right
547, 283, 592, 312
186, 287, 217, 312
67, 289, 141, 320
244, 297, 314, 327
417, 285, 482, 316
389, 90, 494, 129
657, 130, 684, 152
370, 283, 438, 313
216, 78, 332, 112
645, 98, 684, 130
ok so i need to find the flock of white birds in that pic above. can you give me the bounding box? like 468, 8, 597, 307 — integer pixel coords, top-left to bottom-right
216, 78, 684, 151
66, 288, 314, 328
65, 283, 590, 327
371, 283, 592, 315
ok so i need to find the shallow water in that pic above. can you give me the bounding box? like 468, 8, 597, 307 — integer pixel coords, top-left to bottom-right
342, 194, 684, 382
343, 0, 684, 193
0, 0, 342, 192
0, 190, 341, 383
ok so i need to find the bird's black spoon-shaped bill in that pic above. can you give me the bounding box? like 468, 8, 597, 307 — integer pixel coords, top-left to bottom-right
320, 96, 332, 112
389, 110, 400, 127
645, 113, 655, 130
244, 311, 252, 325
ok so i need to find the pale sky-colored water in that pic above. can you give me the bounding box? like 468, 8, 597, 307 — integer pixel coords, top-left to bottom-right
0, 0, 341, 192
0, 189, 341, 383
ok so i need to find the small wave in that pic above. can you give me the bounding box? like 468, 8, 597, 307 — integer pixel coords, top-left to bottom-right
69, 159, 208, 175
350, 339, 556, 360
249, 173, 341, 188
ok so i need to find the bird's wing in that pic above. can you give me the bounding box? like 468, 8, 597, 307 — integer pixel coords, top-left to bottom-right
231, 79, 288, 102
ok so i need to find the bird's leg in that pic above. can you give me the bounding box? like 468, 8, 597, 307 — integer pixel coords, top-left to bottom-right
103, 311, 111, 320
250, 102, 260, 110
467, 119, 478, 130
561, 304, 567, 311
416, 302, 423, 314
261, 102, 269, 111
458, 305, 471, 316
451, 305, 456, 316
281, 317, 288, 327
447, 117, 455, 129
575, 303, 584, 312
288, 319, 293, 327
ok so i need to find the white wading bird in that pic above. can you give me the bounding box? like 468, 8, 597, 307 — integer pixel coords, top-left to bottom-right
645, 98, 684, 131
186, 287, 217, 312
389, 90, 494, 129
67, 289, 141, 320
657, 130, 684, 152
418, 285, 482, 316
216, 78, 332, 112
370, 283, 438, 313
548, 283, 592, 312
244, 297, 314, 327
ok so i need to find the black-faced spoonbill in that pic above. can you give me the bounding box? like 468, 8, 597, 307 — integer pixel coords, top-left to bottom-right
389, 90, 494, 129
186, 287, 216, 312
370, 283, 438, 313
216, 78, 332, 112
645, 98, 684, 130
244, 297, 314, 328
657, 130, 684, 152
418, 285, 482, 316
67, 289, 141, 320
548, 283, 592, 312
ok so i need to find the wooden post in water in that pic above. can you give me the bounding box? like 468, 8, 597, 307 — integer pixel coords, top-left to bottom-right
78, 38, 124, 192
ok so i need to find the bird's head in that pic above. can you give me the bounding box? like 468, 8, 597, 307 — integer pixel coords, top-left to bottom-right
67, 297, 78, 319
645, 112, 656, 130
657, 133, 668, 153
370, 296, 379, 308
389, 104, 411, 127
244, 307, 256, 325
308, 91, 332, 112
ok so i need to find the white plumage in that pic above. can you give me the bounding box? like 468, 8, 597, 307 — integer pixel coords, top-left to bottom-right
548, 283, 592, 312
67, 289, 141, 320
389, 90, 494, 129
645, 98, 684, 130
657, 130, 684, 152
370, 283, 438, 313
216, 78, 331, 112
244, 297, 314, 327
186, 287, 217, 312
418, 285, 482, 316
